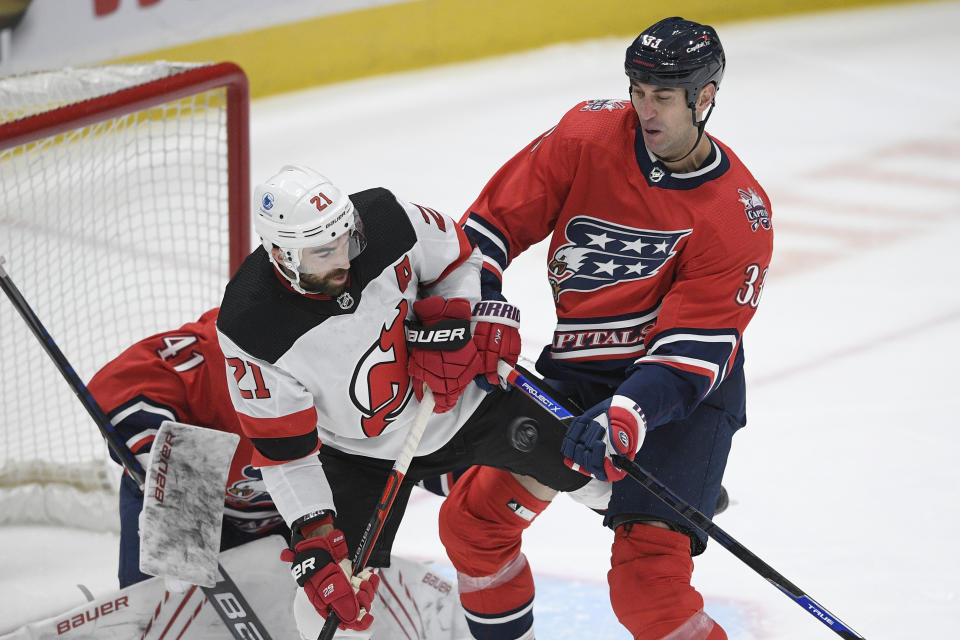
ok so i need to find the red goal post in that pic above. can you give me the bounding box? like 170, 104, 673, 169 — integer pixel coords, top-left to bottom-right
0, 62, 250, 530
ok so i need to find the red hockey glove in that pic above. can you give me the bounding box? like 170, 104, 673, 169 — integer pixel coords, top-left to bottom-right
280, 527, 380, 631
406, 297, 482, 413
560, 395, 646, 482
471, 300, 522, 390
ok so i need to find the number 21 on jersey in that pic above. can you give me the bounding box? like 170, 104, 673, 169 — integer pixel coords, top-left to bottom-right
226, 358, 272, 399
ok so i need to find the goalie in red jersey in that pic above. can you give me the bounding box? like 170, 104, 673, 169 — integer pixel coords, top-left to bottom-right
87, 308, 289, 588
446, 17, 774, 640
87, 307, 468, 594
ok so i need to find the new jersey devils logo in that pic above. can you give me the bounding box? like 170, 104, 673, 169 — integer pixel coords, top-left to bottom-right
350, 300, 413, 437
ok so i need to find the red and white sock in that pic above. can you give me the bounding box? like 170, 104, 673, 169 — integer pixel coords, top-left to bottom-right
439, 467, 551, 639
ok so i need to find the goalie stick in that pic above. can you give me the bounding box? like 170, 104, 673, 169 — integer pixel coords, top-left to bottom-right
497, 360, 868, 640
318, 387, 436, 640
0, 256, 273, 640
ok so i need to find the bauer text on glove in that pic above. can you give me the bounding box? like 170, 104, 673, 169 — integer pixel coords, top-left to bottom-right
406, 296, 482, 412
280, 525, 380, 631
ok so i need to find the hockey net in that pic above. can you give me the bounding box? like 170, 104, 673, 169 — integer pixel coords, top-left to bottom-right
0, 62, 249, 531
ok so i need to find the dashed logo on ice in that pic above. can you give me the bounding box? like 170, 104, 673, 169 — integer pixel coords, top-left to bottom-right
547, 216, 691, 301
738, 187, 771, 231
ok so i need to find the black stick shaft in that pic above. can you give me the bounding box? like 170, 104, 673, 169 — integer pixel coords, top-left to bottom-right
317, 390, 435, 639
0, 257, 273, 640
504, 363, 866, 640
0, 257, 144, 486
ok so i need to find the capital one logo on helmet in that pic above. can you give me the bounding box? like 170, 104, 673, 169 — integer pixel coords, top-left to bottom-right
547, 216, 691, 301
687, 35, 711, 54
350, 300, 413, 437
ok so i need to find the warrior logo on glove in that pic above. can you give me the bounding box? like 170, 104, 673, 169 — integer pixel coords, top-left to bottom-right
471, 300, 521, 390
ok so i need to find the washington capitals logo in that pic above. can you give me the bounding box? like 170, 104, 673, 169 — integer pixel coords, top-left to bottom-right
580, 99, 627, 112
547, 216, 691, 301
226, 466, 271, 504
738, 188, 771, 231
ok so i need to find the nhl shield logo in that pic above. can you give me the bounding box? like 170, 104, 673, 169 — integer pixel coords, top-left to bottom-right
738, 187, 771, 231
337, 292, 355, 309
547, 216, 691, 302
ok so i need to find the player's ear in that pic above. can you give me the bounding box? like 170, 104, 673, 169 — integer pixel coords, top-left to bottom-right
697, 83, 716, 113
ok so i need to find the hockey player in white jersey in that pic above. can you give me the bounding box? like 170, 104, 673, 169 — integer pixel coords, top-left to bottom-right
216, 165, 594, 638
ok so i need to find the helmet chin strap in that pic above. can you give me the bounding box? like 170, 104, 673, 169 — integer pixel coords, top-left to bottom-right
268, 250, 315, 295
651, 102, 714, 165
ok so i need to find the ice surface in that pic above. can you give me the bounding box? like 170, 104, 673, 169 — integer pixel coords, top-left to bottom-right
2, 2, 959, 637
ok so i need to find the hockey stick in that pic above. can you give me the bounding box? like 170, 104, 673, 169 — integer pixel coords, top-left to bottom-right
497, 361, 868, 640
318, 387, 436, 640
0, 257, 273, 640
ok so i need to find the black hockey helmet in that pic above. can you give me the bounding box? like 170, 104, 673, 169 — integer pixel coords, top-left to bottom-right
625, 17, 725, 116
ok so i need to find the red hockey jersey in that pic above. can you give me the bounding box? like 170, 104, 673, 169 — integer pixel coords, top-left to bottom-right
87, 308, 282, 534
461, 99, 773, 427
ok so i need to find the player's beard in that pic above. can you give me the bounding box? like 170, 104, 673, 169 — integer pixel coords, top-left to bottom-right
300, 268, 349, 296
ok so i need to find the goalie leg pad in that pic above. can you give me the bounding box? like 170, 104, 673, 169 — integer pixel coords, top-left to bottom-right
439, 467, 549, 639
294, 587, 374, 640
608, 523, 726, 640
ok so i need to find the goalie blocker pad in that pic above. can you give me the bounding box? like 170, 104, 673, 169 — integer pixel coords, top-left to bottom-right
139, 420, 240, 588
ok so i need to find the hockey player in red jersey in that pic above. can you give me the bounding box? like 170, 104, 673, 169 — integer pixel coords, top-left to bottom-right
216, 165, 592, 636
87, 308, 288, 588
449, 17, 774, 640
88, 306, 469, 594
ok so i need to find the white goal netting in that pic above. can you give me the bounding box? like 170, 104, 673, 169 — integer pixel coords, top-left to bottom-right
0, 62, 249, 530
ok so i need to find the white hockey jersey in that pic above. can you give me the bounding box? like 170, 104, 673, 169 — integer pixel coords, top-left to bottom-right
216, 188, 487, 522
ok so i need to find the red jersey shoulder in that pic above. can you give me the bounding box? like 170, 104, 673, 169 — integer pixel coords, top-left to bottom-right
88, 308, 225, 416
662, 136, 773, 239
556, 100, 637, 147
711, 137, 773, 235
